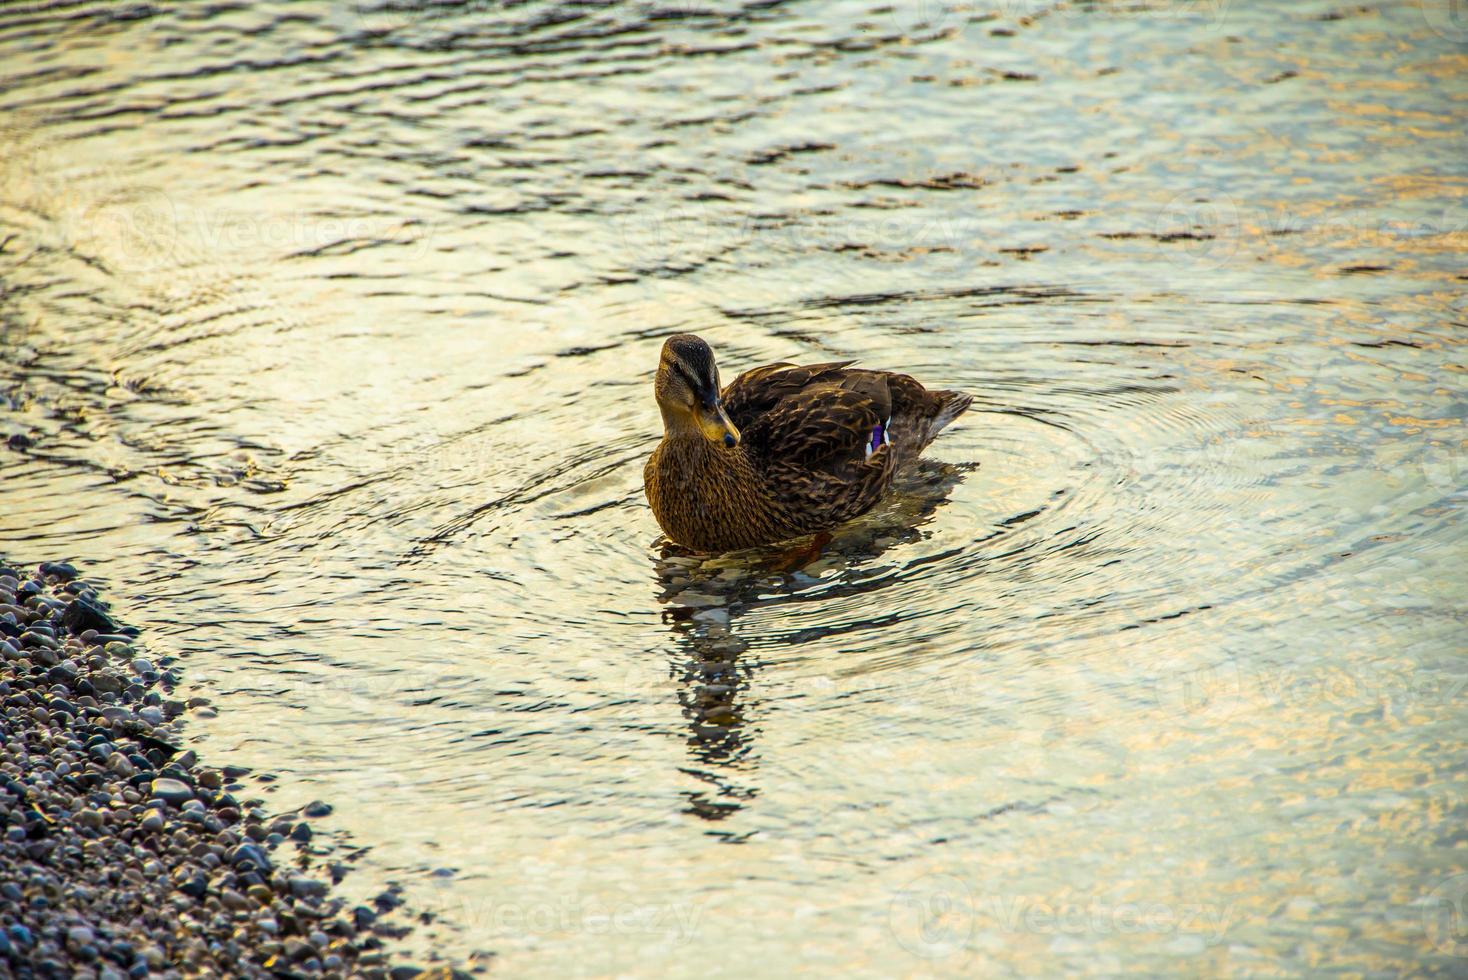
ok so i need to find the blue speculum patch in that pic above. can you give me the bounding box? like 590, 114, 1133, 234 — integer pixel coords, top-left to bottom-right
866, 420, 888, 458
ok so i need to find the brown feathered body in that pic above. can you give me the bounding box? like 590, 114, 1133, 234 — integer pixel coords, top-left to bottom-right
645, 358, 972, 552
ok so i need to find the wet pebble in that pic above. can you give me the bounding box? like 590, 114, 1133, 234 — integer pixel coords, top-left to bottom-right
692, 608, 730, 626
0, 559, 427, 977
289, 875, 328, 899
61, 596, 117, 636
22, 630, 60, 650
39, 561, 79, 581
229, 842, 272, 872
149, 777, 193, 805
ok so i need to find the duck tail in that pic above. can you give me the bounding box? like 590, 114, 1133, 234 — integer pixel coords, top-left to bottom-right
927, 390, 973, 441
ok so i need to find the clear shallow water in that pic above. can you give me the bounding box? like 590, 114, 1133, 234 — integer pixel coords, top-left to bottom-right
1, 0, 1465, 973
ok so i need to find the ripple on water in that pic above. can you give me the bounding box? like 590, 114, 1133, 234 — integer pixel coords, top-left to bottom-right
0, 0, 1464, 974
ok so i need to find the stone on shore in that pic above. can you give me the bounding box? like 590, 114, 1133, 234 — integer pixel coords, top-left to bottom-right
0, 557, 431, 979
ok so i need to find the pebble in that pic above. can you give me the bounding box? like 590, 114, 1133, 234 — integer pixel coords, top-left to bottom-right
692, 608, 730, 626
175, 871, 208, 899
40, 561, 79, 581
0, 559, 426, 977
62, 595, 117, 635
149, 776, 193, 805
289, 875, 328, 899
22, 630, 60, 650
229, 842, 272, 872
670, 590, 724, 608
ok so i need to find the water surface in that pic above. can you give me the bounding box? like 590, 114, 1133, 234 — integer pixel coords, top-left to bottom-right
1, 0, 1465, 974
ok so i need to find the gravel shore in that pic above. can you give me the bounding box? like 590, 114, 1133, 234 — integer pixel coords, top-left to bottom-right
0, 559, 459, 980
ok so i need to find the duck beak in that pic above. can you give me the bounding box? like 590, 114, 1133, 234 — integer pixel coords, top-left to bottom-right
698, 392, 740, 449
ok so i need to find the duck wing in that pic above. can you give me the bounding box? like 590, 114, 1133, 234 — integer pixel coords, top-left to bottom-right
728, 363, 894, 475
721, 361, 856, 430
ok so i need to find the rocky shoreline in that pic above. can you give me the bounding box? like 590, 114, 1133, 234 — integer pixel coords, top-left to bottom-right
0, 559, 457, 979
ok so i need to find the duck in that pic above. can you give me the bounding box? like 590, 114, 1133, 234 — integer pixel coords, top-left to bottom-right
644, 334, 973, 552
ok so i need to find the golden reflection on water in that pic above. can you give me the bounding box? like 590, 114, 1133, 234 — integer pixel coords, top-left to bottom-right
1, 0, 1465, 975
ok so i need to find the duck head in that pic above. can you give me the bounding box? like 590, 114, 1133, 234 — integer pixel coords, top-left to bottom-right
655, 334, 741, 449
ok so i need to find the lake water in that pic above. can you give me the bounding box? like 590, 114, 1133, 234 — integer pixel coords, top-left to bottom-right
1, 0, 1465, 973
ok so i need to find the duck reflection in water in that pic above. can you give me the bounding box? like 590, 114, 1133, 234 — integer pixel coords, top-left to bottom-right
651, 459, 973, 835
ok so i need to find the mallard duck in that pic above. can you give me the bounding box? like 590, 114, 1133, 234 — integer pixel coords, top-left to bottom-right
644, 334, 973, 552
